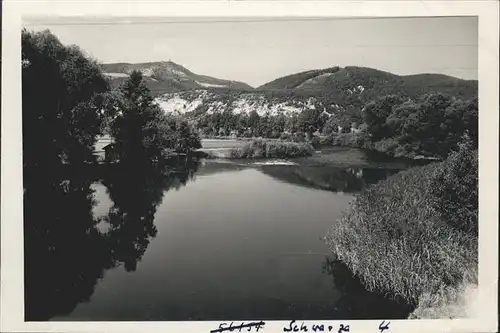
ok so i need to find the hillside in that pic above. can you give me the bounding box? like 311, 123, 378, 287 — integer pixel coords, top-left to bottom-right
258, 66, 478, 102
154, 89, 335, 117
154, 66, 477, 119
257, 66, 341, 91
101, 61, 254, 95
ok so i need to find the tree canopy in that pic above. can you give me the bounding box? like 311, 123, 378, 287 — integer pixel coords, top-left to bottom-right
109, 70, 201, 164
360, 93, 478, 158
22, 29, 109, 168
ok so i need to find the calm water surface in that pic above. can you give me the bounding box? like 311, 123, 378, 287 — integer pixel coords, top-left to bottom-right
24, 148, 416, 321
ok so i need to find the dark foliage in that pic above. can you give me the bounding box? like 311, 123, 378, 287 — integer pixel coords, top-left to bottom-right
24, 170, 112, 320
428, 135, 478, 235
228, 139, 314, 159
362, 95, 407, 141
101, 162, 199, 271
354, 93, 478, 159
109, 71, 201, 164
22, 29, 109, 168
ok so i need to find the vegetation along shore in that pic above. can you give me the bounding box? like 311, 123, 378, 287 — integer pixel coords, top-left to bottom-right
227, 139, 314, 159
326, 136, 478, 318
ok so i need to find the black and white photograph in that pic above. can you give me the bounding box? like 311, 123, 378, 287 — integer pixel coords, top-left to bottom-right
1, 1, 498, 333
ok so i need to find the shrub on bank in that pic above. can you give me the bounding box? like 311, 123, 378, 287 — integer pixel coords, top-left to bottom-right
319, 136, 334, 146
325, 140, 478, 314
325, 132, 371, 149
428, 135, 478, 235
372, 137, 399, 155
228, 139, 314, 159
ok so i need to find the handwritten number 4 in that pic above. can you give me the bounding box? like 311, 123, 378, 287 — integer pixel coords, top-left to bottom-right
379, 321, 390, 333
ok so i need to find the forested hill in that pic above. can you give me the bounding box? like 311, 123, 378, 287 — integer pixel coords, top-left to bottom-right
155, 65, 477, 121
257, 66, 477, 102
101, 61, 254, 95
154, 65, 478, 158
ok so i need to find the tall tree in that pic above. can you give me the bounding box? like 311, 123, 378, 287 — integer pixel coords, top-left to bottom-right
414, 93, 453, 154
298, 108, 323, 136
441, 97, 478, 154
110, 71, 201, 163
322, 116, 339, 136
362, 95, 406, 141
248, 110, 260, 129
22, 29, 109, 169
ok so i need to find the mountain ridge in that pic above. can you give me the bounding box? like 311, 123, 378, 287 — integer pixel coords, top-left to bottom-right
101, 60, 254, 94
103, 61, 477, 120
257, 66, 477, 100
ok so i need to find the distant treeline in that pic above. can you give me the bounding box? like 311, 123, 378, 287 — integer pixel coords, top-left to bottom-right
186, 91, 477, 160
324, 93, 478, 159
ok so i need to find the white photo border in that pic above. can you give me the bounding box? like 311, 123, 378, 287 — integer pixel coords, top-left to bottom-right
2, 1, 498, 333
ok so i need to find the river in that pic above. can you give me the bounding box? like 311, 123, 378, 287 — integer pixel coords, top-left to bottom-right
24, 144, 418, 321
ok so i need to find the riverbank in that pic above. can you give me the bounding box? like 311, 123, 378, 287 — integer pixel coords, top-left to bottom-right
199, 135, 444, 162
325, 139, 478, 319
312, 133, 444, 161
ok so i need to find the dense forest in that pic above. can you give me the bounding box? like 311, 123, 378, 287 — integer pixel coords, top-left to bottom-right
178, 90, 477, 160
142, 64, 478, 160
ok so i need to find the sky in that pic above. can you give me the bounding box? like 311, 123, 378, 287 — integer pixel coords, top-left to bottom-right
23, 16, 478, 87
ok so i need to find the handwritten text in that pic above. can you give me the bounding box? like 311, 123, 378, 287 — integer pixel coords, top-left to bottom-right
283, 320, 350, 332
211, 321, 266, 333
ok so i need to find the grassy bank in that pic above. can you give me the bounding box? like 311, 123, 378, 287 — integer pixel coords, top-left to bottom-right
228, 139, 314, 159
325, 138, 478, 318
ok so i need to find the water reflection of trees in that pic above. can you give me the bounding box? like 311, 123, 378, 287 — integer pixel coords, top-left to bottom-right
24, 170, 113, 321
261, 165, 399, 193
23, 160, 199, 320
100, 161, 199, 272
321, 256, 414, 319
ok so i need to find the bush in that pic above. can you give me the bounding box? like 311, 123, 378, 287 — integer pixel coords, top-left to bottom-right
310, 136, 321, 146
319, 136, 334, 146
228, 139, 314, 159
279, 132, 291, 141
428, 135, 478, 235
330, 132, 367, 147
373, 137, 399, 155
326, 155, 478, 309
291, 132, 306, 142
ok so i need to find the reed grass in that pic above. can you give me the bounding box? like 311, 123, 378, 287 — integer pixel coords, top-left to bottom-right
325, 140, 478, 317
228, 139, 314, 159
